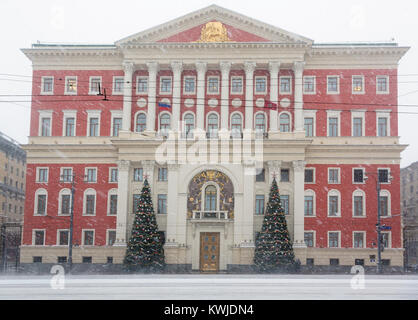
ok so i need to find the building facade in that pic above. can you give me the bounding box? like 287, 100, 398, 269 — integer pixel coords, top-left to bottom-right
20, 5, 408, 272
401, 161, 418, 270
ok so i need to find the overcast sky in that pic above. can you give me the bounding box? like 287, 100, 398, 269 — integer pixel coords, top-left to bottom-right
1, 0, 417, 168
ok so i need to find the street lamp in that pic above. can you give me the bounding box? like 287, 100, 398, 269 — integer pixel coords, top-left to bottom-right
364, 170, 393, 274
60, 173, 76, 273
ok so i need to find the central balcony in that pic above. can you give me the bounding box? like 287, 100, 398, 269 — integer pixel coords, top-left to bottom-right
192, 210, 229, 220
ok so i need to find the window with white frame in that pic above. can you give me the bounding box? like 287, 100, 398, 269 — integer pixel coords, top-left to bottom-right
328, 117, 338, 136
327, 76, 339, 94
304, 190, 315, 216
63, 110, 77, 137
279, 113, 291, 132
40, 117, 51, 136
136, 113, 147, 133
207, 113, 219, 138
41, 76, 54, 94
255, 113, 266, 133
83, 189, 96, 216
85, 168, 97, 183
281, 195, 289, 215
33, 229, 45, 245
34, 189, 47, 216
108, 189, 117, 216
60, 168, 73, 183
381, 232, 391, 248
137, 76, 148, 94
133, 168, 143, 182
304, 231, 315, 247
279, 76, 291, 94
303, 76, 316, 94
183, 76, 196, 94
109, 167, 118, 183
328, 168, 340, 184
353, 168, 365, 183
207, 76, 219, 94
158, 167, 167, 181
89, 77, 102, 94
378, 168, 390, 183
230, 113, 242, 137
351, 110, 365, 137
37, 167, 49, 183
113, 76, 124, 94
57, 230, 69, 246
379, 190, 391, 217
107, 230, 116, 246
328, 231, 340, 248
159, 113, 171, 136
376, 111, 390, 137
304, 117, 314, 137
255, 77, 267, 94
353, 232, 365, 248
231, 76, 243, 94
376, 76, 389, 94
65, 76, 77, 94
304, 168, 315, 183
160, 77, 172, 94
184, 113, 195, 138
352, 76, 364, 94
157, 194, 167, 214
58, 189, 71, 216
82, 230, 95, 246
255, 195, 265, 215
328, 190, 340, 217
353, 190, 365, 217
111, 110, 123, 137
87, 110, 101, 137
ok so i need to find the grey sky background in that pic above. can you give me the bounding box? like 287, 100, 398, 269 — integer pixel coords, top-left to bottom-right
1, 0, 417, 168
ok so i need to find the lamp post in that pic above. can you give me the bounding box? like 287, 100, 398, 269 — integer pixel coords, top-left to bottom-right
60, 173, 76, 273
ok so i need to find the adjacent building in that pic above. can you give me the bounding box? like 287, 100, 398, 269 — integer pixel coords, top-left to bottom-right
20, 5, 409, 272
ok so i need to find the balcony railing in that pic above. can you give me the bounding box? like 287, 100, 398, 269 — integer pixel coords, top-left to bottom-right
192, 210, 229, 220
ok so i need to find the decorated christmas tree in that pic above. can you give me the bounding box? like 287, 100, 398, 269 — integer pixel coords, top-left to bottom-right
124, 178, 165, 272
254, 177, 296, 272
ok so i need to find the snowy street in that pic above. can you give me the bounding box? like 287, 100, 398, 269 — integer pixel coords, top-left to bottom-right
0, 274, 417, 300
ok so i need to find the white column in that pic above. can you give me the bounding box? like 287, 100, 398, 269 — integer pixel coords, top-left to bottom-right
292, 160, 306, 247
166, 163, 179, 244
244, 62, 256, 130
268, 61, 280, 133
220, 61, 231, 130
146, 62, 158, 133
195, 62, 207, 131
242, 161, 255, 244
293, 61, 305, 132
122, 61, 134, 131
115, 160, 130, 245
171, 61, 183, 131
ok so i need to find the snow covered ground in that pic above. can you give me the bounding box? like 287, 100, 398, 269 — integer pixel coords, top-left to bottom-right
0, 274, 417, 300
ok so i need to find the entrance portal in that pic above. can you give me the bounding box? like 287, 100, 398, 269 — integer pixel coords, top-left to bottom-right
199, 232, 220, 272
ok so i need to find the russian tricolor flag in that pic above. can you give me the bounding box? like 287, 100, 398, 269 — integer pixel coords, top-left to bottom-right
158, 102, 171, 109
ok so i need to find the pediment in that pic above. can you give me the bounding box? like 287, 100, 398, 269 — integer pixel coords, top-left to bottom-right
115, 5, 312, 46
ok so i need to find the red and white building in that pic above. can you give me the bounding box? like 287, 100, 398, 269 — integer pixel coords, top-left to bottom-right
21, 5, 409, 272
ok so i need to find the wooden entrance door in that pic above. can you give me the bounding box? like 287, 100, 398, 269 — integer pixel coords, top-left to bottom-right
200, 232, 220, 272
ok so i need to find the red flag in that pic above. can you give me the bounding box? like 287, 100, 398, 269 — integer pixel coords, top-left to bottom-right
264, 100, 278, 110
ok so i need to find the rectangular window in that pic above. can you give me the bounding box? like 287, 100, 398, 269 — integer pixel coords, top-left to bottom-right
353, 117, 363, 136
41, 77, 53, 94
65, 117, 75, 137
83, 231, 94, 246
281, 195, 289, 215
34, 230, 45, 245
65, 77, 77, 94
33, 256, 42, 263
304, 169, 314, 183
328, 232, 339, 248
380, 196, 389, 217
279, 77, 291, 94
113, 77, 124, 94
378, 117, 388, 136
353, 196, 364, 217
306, 258, 314, 266
109, 195, 117, 215
61, 194, 71, 215
133, 168, 143, 182
378, 169, 389, 183
89, 77, 102, 94
86, 168, 97, 183
280, 169, 289, 182
137, 77, 148, 93
381, 233, 390, 248
327, 76, 339, 93
304, 117, 314, 137
41, 118, 51, 136
303, 76, 315, 94
304, 232, 314, 247
231, 77, 243, 94
58, 230, 69, 246
184, 77, 195, 94
353, 232, 365, 248
37, 195, 46, 215
158, 167, 168, 181
61, 168, 73, 182
207, 77, 219, 94
110, 168, 118, 183
255, 168, 265, 182
352, 76, 364, 93
329, 196, 339, 216
85, 195, 95, 215
58, 256, 67, 263
132, 194, 141, 213
82, 256, 92, 263
158, 194, 167, 214
38, 168, 48, 183
304, 196, 314, 216
255, 77, 266, 93
107, 230, 116, 246
330, 258, 339, 266
377, 76, 389, 93
160, 77, 172, 94
107, 257, 113, 264
328, 117, 338, 137
112, 117, 122, 137
255, 195, 265, 215
353, 169, 364, 183
89, 117, 99, 137
328, 168, 339, 184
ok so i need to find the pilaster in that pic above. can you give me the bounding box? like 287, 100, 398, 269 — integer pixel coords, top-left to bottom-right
122, 61, 135, 131
293, 61, 305, 132
195, 61, 207, 130
171, 61, 183, 131
220, 61, 231, 130
268, 61, 280, 133
244, 61, 256, 130
146, 61, 159, 133
292, 160, 306, 248
115, 160, 131, 246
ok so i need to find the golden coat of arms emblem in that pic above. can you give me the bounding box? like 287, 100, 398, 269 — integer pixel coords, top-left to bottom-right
196, 21, 231, 42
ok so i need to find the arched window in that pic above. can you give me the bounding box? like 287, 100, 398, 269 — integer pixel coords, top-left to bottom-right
136, 113, 146, 132
184, 113, 195, 138
255, 113, 266, 133
207, 113, 218, 138
34, 188, 48, 216
204, 185, 217, 211
231, 113, 242, 137
58, 188, 72, 216
328, 189, 341, 217
279, 113, 290, 132
83, 188, 97, 216
107, 188, 118, 216
379, 190, 391, 217
304, 189, 316, 217
353, 189, 366, 217
159, 113, 171, 136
